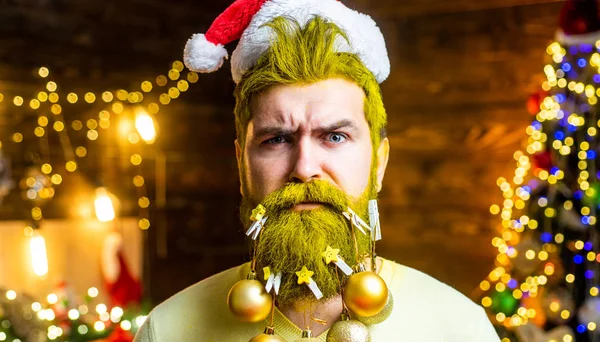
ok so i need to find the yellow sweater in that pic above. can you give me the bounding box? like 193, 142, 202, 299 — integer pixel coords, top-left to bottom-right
134, 259, 499, 341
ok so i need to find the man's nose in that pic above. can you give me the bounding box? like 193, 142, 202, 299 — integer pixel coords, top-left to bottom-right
289, 137, 322, 183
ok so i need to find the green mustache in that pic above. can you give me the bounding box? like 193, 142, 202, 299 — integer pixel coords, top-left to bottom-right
259, 180, 350, 214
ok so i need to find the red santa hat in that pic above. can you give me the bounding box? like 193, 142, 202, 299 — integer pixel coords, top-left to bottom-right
556, 0, 600, 45
183, 0, 390, 84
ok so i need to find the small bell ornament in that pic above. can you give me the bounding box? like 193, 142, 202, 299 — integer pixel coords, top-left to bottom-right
326, 310, 371, 342
249, 326, 285, 342
355, 290, 393, 325
342, 271, 388, 317
227, 272, 273, 323
293, 329, 320, 341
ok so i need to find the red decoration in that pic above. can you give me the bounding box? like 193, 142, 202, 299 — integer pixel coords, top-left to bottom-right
104, 250, 142, 307
101, 233, 142, 308
521, 291, 547, 327
105, 325, 135, 342
559, 0, 600, 36
527, 91, 547, 115
533, 151, 553, 171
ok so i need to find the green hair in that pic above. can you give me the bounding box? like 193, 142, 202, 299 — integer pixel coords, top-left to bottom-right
234, 15, 387, 149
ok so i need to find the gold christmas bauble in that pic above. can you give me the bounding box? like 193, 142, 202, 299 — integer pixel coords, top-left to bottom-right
227, 279, 272, 323
249, 334, 285, 342
342, 272, 388, 317
326, 319, 371, 342
355, 291, 393, 325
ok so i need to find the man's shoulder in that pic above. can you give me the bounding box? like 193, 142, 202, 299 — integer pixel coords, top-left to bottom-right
381, 258, 483, 313
377, 259, 499, 341
153, 263, 248, 316
135, 263, 262, 341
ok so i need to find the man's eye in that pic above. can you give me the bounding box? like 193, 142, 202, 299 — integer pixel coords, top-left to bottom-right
327, 133, 347, 144
263, 136, 287, 145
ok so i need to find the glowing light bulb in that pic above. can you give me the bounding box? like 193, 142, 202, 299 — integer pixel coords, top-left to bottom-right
30, 231, 48, 277
135, 109, 157, 143
94, 187, 115, 222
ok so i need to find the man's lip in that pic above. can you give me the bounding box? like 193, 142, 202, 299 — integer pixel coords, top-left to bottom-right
290, 202, 324, 211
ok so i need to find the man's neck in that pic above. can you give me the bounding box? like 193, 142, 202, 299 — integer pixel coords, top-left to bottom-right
277, 257, 383, 337
278, 295, 343, 336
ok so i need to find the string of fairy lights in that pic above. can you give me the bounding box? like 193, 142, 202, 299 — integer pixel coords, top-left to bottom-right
2, 287, 147, 340
480, 39, 600, 339
0, 61, 198, 340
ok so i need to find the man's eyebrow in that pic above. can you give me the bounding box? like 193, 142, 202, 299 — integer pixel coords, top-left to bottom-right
252, 120, 359, 140
252, 126, 295, 139
316, 119, 358, 133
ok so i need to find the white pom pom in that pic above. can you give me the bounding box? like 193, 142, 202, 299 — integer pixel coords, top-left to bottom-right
183, 33, 229, 73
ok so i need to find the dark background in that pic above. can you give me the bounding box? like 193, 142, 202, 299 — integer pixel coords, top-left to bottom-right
0, 0, 565, 304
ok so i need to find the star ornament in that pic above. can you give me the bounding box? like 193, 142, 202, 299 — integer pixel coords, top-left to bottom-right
263, 266, 271, 281
296, 266, 314, 285
250, 204, 266, 221
322, 246, 340, 264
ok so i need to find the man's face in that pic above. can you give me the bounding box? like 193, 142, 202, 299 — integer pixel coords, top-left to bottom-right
237, 78, 382, 205
235, 78, 389, 305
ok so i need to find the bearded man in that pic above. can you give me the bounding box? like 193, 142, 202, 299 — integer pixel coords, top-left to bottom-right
134, 0, 500, 341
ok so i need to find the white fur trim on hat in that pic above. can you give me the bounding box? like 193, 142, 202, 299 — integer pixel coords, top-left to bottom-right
230, 0, 390, 84
556, 29, 600, 46
184, 33, 229, 73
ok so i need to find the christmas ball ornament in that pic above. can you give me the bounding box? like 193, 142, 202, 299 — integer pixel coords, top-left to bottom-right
520, 293, 547, 327
527, 91, 547, 116
250, 335, 285, 342
490, 290, 519, 316
0, 150, 13, 205
20, 166, 54, 204
543, 259, 564, 286
249, 327, 285, 342
342, 271, 388, 317
326, 312, 371, 342
227, 277, 272, 323
515, 324, 574, 342
532, 150, 553, 171
578, 297, 600, 325
542, 287, 575, 324
355, 290, 394, 325
559, 207, 587, 231
512, 238, 543, 276
584, 183, 600, 207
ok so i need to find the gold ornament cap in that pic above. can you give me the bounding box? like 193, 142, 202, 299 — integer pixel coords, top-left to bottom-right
292, 329, 320, 342
302, 329, 313, 338
248, 326, 285, 341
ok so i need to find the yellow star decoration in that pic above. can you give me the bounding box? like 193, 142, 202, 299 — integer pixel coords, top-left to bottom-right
296, 266, 314, 285
263, 266, 271, 281
250, 204, 266, 221
322, 246, 340, 264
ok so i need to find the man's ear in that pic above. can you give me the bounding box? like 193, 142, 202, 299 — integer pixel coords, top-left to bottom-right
235, 139, 242, 170
235, 139, 243, 195
375, 137, 390, 192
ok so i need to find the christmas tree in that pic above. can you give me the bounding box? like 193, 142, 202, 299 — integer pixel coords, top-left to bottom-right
477, 0, 600, 341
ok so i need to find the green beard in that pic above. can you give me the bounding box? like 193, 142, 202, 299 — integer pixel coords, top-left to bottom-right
240, 179, 376, 307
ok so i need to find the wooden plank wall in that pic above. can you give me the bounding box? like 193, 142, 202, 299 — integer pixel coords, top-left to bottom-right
0, 0, 568, 301
358, 0, 564, 294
